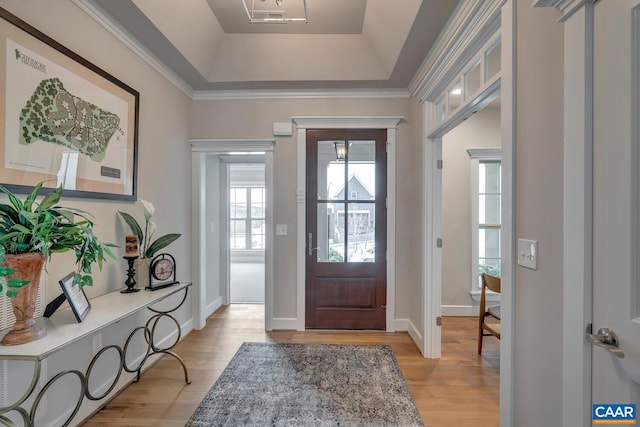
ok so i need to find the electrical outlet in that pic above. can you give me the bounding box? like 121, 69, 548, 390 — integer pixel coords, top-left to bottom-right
276, 224, 288, 236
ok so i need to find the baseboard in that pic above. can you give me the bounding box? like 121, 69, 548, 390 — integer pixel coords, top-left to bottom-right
442, 305, 476, 316
393, 318, 408, 331
268, 318, 298, 330
394, 318, 424, 354
206, 297, 223, 318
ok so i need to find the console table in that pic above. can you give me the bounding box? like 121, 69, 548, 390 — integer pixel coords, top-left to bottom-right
0, 282, 192, 427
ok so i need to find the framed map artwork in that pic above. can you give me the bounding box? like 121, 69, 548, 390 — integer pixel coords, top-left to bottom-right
0, 7, 139, 200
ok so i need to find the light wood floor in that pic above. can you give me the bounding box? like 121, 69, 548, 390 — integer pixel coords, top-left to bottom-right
83, 305, 499, 427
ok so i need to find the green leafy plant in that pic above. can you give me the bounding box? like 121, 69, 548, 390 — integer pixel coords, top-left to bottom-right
117, 200, 180, 259
0, 182, 117, 297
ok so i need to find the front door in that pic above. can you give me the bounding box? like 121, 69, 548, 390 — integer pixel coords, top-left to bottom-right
592, 0, 640, 408
305, 129, 387, 329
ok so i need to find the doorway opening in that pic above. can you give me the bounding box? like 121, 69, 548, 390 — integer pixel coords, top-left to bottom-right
229, 162, 266, 305
190, 139, 275, 331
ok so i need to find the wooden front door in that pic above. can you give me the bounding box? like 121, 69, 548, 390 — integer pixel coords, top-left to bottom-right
305, 129, 387, 329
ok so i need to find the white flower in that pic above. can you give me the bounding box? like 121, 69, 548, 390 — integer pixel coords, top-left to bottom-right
147, 220, 157, 240
141, 199, 155, 221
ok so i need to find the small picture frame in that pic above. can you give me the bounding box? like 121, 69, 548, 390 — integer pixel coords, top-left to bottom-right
59, 272, 91, 322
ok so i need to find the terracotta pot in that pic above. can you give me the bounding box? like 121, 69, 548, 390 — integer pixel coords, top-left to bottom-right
1, 252, 46, 345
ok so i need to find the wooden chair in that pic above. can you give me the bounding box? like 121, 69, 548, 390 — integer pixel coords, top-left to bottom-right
478, 273, 501, 354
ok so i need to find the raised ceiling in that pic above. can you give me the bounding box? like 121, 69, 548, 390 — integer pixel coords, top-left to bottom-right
87, 0, 459, 91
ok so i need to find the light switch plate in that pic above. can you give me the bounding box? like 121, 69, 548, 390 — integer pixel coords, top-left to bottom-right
517, 239, 538, 270
276, 224, 288, 236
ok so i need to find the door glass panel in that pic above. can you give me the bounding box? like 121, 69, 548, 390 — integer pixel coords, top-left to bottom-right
317, 140, 345, 200
346, 203, 375, 263
317, 202, 344, 262
347, 140, 375, 201
464, 61, 482, 99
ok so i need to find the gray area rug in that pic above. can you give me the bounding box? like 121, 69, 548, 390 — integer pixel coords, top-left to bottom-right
187, 342, 424, 426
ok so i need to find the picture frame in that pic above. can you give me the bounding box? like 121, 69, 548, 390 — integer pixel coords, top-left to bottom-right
0, 7, 139, 200
58, 271, 91, 323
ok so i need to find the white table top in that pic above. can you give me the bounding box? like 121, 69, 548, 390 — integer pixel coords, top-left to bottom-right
0, 282, 192, 360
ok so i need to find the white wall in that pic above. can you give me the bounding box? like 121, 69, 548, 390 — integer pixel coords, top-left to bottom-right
0, 1, 192, 424
190, 97, 422, 325
514, 4, 564, 425
441, 107, 500, 315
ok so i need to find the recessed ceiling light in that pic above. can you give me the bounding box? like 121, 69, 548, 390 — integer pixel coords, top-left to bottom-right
451, 88, 462, 95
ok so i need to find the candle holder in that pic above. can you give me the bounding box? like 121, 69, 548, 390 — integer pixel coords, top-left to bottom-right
122, 256, 141, 293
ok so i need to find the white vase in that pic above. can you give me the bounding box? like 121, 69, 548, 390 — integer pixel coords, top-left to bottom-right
134, 258, 151, 289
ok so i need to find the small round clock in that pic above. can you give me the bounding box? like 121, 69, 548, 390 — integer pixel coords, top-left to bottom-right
148, 253, 178, 290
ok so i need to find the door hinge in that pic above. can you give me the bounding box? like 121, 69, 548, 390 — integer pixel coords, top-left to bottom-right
385, 197, 388, 209
436, 316, 442, 326
436, 238, 443, 248
437, 159, 443, 170
386, 141, 389, 153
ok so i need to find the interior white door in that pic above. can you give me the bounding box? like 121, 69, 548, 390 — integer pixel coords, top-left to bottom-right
592, 0, 640, 407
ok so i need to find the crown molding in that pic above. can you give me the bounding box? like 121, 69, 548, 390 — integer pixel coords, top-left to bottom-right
72, 0, 194, 97
532, 0, 591, 22
193, 88, 410, 101
409, 0, 504, 102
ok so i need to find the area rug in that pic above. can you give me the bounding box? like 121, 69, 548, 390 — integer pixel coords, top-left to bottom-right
187, 342, 424, 426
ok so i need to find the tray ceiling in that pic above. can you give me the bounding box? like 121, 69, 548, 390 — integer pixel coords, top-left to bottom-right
87, 0, 459, 91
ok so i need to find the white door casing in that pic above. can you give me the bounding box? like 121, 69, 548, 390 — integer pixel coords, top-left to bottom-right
190, 139, 275, 330
292, 117, 402, 334
592, 0, 640, 404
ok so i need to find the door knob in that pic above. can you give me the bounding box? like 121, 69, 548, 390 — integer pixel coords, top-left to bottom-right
585, 327, 625, 359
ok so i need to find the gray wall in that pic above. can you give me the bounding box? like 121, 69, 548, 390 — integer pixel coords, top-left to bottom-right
442, 107, 501, 314
190, 98, 422, 323
0, 1, 192, 424
514, 4, 564, 425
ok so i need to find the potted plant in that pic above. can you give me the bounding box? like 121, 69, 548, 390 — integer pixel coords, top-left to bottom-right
117, 200, 180, 288
0, 182, 116, 345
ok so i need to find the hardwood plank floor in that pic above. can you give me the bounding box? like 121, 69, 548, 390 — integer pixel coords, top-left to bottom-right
83, 305, 499, 427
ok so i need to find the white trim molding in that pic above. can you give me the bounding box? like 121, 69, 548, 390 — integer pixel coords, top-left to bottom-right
534, 1, 595, 425
410, 0, 505, 102
291, 117, 404, 130
194, 89, 410, 101
441, 305, 476, 316
191, 139, 276, 153
467, 148, 501, 159
291, 116, 403, 333
533, 0, 590, 22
